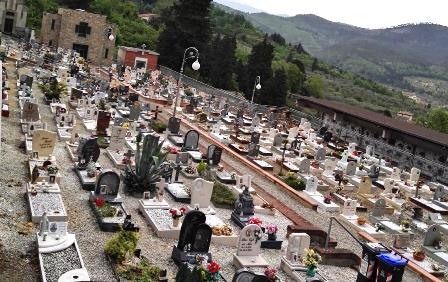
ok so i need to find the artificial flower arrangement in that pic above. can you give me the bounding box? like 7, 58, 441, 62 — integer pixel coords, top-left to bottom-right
266, 224, 278, 235
184, 165, 196, 175
303, 248, 322, 277
248, 217, 263, 226
166, 146, 179, 154
169, 207, 186, 219
264, 266, 278, 281
323, 193, 332, 204
95, 197, 105, 208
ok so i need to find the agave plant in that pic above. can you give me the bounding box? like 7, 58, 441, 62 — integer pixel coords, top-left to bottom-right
123, 132, 167, 195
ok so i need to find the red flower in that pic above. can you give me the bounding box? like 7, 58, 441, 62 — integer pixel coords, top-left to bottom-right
207, 261, 221, 273
248, 217, 262, 226
95, 197, 105, 208
180, 207, 186, 214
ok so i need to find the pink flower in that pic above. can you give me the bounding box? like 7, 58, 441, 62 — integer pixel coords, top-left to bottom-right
266, 224, 278, 234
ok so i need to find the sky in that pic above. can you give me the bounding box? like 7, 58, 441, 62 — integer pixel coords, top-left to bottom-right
217, 0, 448, 29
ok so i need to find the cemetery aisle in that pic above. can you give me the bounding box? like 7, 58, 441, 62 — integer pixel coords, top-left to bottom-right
0, 61, 40, 281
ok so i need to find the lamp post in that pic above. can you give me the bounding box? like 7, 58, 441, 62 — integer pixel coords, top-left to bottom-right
172, 46, 200, 117
251, 76, 261, 104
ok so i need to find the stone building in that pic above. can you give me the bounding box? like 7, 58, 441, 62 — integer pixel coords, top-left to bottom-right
40, 8, 115, 66
0, 0, 27, 36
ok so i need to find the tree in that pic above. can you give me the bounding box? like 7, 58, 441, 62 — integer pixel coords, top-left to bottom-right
247, 36, 274, 97
305, 75, 325, 98
157, 0, 212, 71
271, 69, 288, 106
236, 60, 249, 97
416, 108, 448, 134
208, 35, 237, 90
270, 33, 286, 45
295, 43, 308, 54
311, 58, 319, 72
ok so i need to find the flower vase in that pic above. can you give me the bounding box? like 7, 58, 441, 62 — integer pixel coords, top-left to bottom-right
172, 218, 180, 228
306, 266, 316, 277
268, 233, 277, 241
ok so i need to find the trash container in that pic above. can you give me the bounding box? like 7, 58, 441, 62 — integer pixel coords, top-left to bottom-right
356, 242, 389, 282
375, 253, 408, 282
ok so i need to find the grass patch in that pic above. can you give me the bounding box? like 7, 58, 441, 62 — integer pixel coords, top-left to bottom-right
116, 257, 161, 281
99, 203, 117, 217
283, 172, 305, 191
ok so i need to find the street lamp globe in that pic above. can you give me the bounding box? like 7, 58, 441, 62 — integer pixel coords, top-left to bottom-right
192, 59, 200, 71
256, 83, 261, 90
108, 34, 114, 41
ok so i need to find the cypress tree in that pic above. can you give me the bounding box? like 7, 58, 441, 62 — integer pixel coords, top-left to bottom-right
157, 0, 212, 71
247, 36, 274, 95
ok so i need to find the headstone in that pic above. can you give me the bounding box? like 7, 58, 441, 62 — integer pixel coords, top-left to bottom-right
323, 158, 337, 174
423, 225, 443, 247
365, 145, 374, 156
129, 103, 141, 121
176, 210, 207, 251
232, 269, 270, 282
391, 167, 401, 180
176, 152, 189, 165
212, 147, 222, 166
342, 199, 358, 218
234, 186, 255, 216
273, 133, 283, 147
77, 138, 100, 168
340, 150, 349, 163
371, 198, 386, 218
190, 178, 214, 209
348, 143, 357, 154
393, 234, 411, 249
183, 130, 199, 151
383, 178, 395, 194
207, 144, 216, 164
434, 185, 447, 201
250, 132, 261, 144
95, 170, 121, 198
96, 110, 111, 136
32, 130, 57, 158
298, 159, 310, 174
369, 165, 380, 180
168, 117, 181, 135
285, 233, 311, 263
358, 176, 372, 194
109, 126, 127, 150
346, 161, 357, 176
247, 143, 259, 158
251, 116, 260, 127
22, 102, 40, 122
410, 167, 421, 183
233, 224, 266, 267
305, 176, 318, 194
315, 148, 326, 161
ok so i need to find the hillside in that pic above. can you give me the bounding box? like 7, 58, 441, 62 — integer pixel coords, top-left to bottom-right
216, 5, 448, 106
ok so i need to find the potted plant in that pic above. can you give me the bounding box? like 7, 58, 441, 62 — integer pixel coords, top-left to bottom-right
47, 165, 59, 175
266, 224, 279, 241
169, 207, 186, 227
264, 266, 278, 281
303, 248, 322, 277
206, 261, 221, 281
413, 247, 426, 261
357, 216, 367, 226
400, 219, 410, 232
196, 160, 207, 176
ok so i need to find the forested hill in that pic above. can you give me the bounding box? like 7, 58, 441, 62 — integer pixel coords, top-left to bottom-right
217, 5, 448, 106
24, 0, 448, 134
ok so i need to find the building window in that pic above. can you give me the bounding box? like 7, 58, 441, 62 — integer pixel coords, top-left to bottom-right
104, 48, 109, 59
75, 22, 91, 37
51, 19, 55, 30
49, 40, 53, 46
135, 60, 146, 69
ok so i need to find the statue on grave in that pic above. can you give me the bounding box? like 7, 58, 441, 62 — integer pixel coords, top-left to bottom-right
32, 165, 40, 184
234, 186, 254, 216
38, 212, 49, 237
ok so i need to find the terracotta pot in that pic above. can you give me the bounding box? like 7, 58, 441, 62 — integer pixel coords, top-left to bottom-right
413, 252, 425, 261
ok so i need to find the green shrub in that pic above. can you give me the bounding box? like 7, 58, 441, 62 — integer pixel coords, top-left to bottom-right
196, 160, 207, 175
211, 181, 236, 207
151, 121, 167, 133
104, 229, 139, 263
99, 203, 117, 217
284, 174, 305, 191
116, 257, 160, 281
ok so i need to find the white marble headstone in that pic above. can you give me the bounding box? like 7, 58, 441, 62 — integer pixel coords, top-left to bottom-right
391, 167, 401, 180
342, 199, 357, 218
305, 176, 318, 194
190, 178, 214, 209
286, 233, 310, 263
236, 224, 263, 256
410, 167, 421, 183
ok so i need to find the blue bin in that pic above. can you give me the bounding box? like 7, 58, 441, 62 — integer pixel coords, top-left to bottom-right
375, 253, 408, 282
